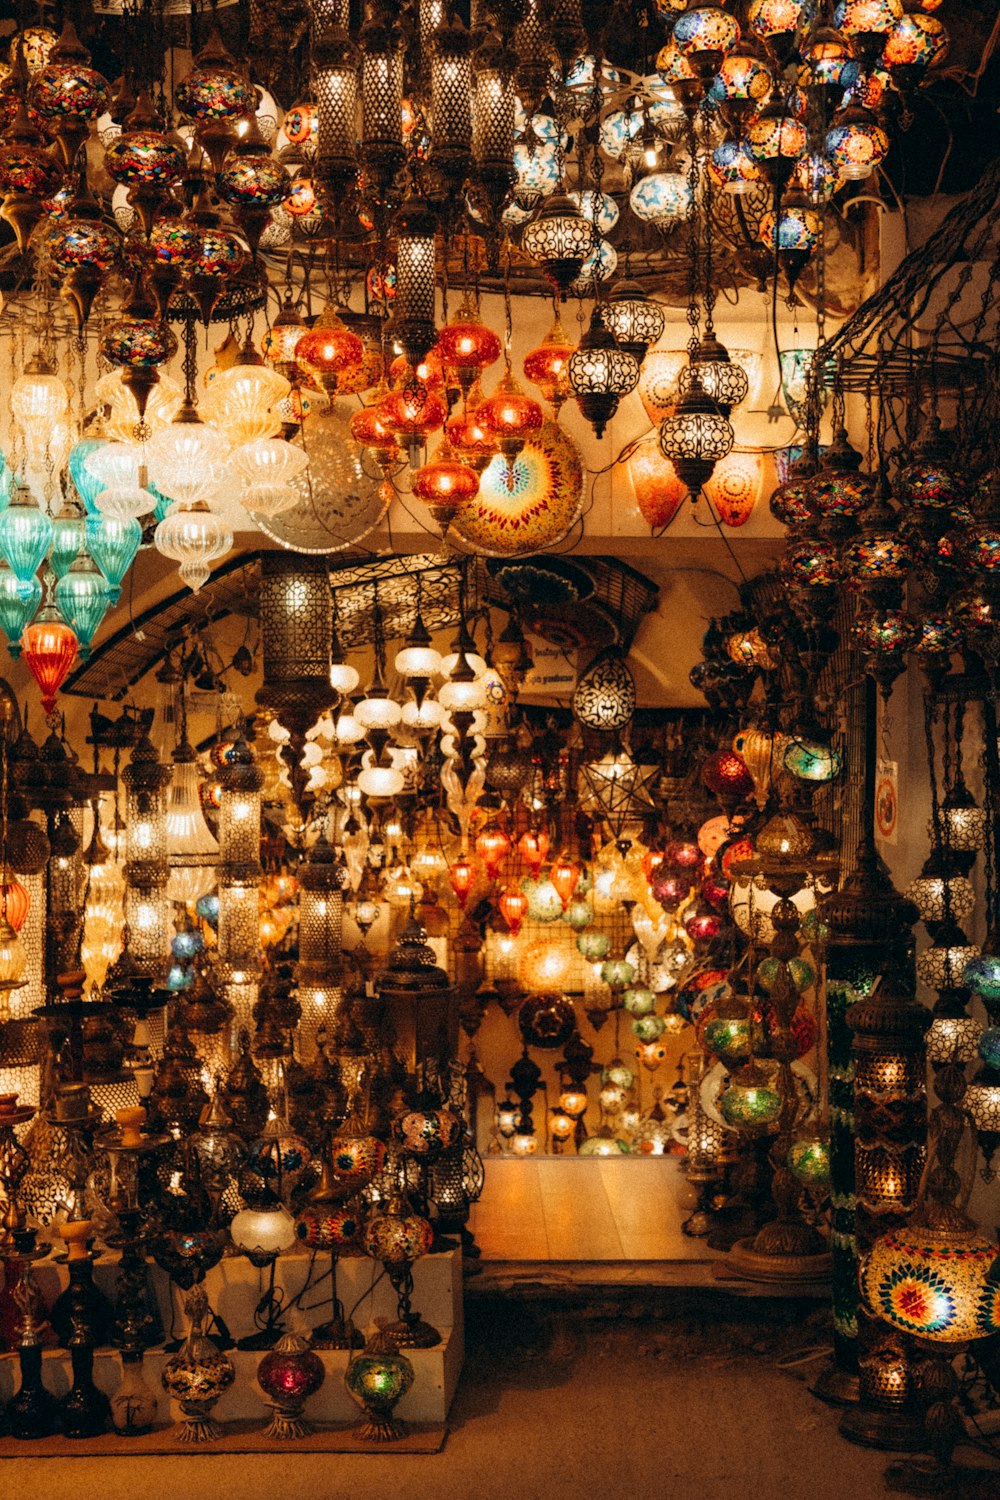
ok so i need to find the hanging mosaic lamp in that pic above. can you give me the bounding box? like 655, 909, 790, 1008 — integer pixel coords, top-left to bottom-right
0, 98, 65, 252
673, 4, 741, 82
30, 19, 111, 169
104, 89, 186, 234
825, 106, 890, 181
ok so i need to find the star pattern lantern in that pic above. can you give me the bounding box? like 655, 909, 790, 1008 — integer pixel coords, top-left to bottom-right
628, 171, 692, 233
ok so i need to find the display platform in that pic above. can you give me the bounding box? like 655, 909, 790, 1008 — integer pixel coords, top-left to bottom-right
0, 1246, 463, 1436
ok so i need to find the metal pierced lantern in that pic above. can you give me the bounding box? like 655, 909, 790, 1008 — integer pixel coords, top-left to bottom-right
520, 192, 594, 297
601, 280, 666, 363
658, 383, 734, 495
429, 14, 472, 177
359, 14, 404, 177
572, 648, 636, 731
567, 309, 639, 440
391, 194, 438, 365
677, 333, 750, 416
470, 33, 515, 216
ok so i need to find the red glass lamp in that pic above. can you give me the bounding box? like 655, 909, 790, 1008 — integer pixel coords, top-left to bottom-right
437, 306, 502, 394
549, 856, 580, 910
478, 372, 543, 464
21, 600, 77, 716
497, 886, 528, 935
523, 317, 576, 414
475, 825, 511, 879
448, 856, 476, 908
518, 828, 550, 875
0, 879, 30, 933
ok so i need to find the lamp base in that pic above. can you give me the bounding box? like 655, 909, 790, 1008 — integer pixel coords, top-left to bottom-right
727, 1237, 832, 1283
312, 1315, 364, 1350
884, 1458, 989, 1495
812, 1362, 860, 1406
373, 1313, 441, 1350
839, 1403, 928, 1452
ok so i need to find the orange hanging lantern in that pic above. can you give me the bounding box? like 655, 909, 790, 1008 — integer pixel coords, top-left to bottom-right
350, 387, 400, 471
21, 603, 78, 716
478, 371, 543, 464
295, 306, 364, 397
642, 847, 666, 883
475, 825, 511, 879
518, 828, 550, 876
411, 441, 480, 528
549, 856, 580, 909
497, 885, 528, 935
0, 879, 30, 933
389, 348, 445, 391
446, 384, 496, 473
437, 306, 502, 394
448, 856, 476, 909
378, 381, 447, 465
523, 317, 575, 413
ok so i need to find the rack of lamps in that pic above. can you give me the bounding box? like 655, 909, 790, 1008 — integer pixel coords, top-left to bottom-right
0, 0, 956, 724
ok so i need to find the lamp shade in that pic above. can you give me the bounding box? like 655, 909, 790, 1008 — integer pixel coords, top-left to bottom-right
862, 1223, 1000, 1342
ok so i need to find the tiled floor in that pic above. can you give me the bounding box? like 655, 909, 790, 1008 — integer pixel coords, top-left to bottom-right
469, 1156, 716, 1262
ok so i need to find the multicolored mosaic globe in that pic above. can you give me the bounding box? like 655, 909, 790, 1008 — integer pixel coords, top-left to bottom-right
450, 418, 583, 557
863, 1224, 1000, 1342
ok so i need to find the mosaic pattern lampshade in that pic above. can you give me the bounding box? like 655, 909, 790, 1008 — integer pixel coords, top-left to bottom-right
862, 1223, 1000, 1342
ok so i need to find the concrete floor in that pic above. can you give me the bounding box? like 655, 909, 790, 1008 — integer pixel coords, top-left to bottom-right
2, 1297, 997, 1500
